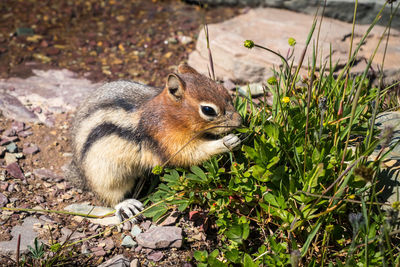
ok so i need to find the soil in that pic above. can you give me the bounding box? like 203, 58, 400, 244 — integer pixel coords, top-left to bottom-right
0, 0, 242, 265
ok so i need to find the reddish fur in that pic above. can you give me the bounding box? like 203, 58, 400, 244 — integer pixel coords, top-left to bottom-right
140, 64, 240, 167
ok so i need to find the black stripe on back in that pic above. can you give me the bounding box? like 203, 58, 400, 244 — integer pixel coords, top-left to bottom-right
80, 122, 163, 162
83, 98, 137, 120
99, 98, 136, 112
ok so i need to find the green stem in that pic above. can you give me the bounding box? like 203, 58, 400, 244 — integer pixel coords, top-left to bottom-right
340, 2, 396, 171
1, 207, 109, 218
366, 2, 399, 148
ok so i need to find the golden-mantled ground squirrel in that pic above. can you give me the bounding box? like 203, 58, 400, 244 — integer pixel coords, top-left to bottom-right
69, 63, 242, 221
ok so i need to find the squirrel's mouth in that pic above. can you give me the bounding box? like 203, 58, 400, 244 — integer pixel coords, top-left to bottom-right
203, 132, 221, 140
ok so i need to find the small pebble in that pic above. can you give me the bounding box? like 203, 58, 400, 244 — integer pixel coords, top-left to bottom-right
18, 130, 33, 138
134, 245, 142, 253
23, 144, 40, 155
147, 251, 164, 262
0, 193, 9, 207
121, 235, 137, 248
6, 142, 17, 153
140, 220, 152, 231
6, 162, 24, 179
3, 128, 16, 137
131, 225, 142, 237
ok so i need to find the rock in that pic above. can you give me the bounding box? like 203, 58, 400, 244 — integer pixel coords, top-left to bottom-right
375, 112, 400, 158
14, 153, 24, 159
0, 69, 100, 125
3, 128, 16, 137
0, 183, 9, 191
59, 228, 86, 242
89, 216, 120, 226
177, 35, 193, 45
0, 171, 6, 181
0, 136, 18, 146
238, 83, 265, 97
39, 215, 54, 223
46, 47, 60, 56
91, 246, 107, 257
102, 238, 115, 251
98, 255, 130, 267
81, 243, 90, 254
18, 130, 33, 138
140, 220, 152, 231
64, 203, 114, 217
188, 8, 400, 83
159, 211, 179, 226
166, 37, 178, 44
147, 251, 164, 262
130, 259, 140, 267
0, 92, 39, 123
223, 79, 236, 91
130, 225, 142, 237
16, 27, 34, 36
371, 112, 400, 214
23, 144, 40, 155
72, 216, 84, 223
6, 142, 17, 153
6, 162, 24, 179
0, 193, 8, 207
33, 168, 62, 181
11, 121, 26, 132
136, 226, 182, 249
0, 216, 44, 256
4, 153, 18, 165
121, 235, 137, 248
187, 0, 400, 30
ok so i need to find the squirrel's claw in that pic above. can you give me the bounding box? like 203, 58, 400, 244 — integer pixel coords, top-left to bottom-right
115, 198, 144, 223
223, 134, 241, 151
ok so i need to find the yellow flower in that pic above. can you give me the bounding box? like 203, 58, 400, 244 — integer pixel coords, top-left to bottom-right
282, 97, 290, 103
267, 76, 277, 85
244, 40, 255, 49
288, 37, 296, 47
348, 194, 356, 200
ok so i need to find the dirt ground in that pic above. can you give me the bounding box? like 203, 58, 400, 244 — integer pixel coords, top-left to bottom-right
0, 0, 242, 265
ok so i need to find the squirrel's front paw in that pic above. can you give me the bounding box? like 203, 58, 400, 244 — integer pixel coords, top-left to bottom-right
223, 134, 241, 151
115, 198, 144, 224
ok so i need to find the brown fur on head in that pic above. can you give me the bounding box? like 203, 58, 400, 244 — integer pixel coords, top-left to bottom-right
163, 63, 242, 136
141, 63, 242, 166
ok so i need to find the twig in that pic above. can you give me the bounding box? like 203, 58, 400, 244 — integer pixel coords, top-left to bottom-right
16, 234, 20, 266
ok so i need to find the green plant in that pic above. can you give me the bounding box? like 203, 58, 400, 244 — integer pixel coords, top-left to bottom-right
27, 238, 45, 260
145, 1, 400, 265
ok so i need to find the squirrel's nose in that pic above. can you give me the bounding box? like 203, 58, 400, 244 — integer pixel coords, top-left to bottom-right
228, 111, 242, 127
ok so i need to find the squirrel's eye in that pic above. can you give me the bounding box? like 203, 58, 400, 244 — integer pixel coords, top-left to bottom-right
201, 105, 217, 117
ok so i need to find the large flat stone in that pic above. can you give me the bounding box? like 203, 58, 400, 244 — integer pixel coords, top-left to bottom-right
0, 216, 43, 256
64, 203, 114, 217
0, 92, 39, 123
188, 8, 400, 83
0, 69, 100, 123
136, 226, 182, 249
188, 0, 400, 30
370, 112, 400, 213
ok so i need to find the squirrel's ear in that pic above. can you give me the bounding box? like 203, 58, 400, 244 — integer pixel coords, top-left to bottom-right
178, 63, 198, 75
167, 74, 185, 100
